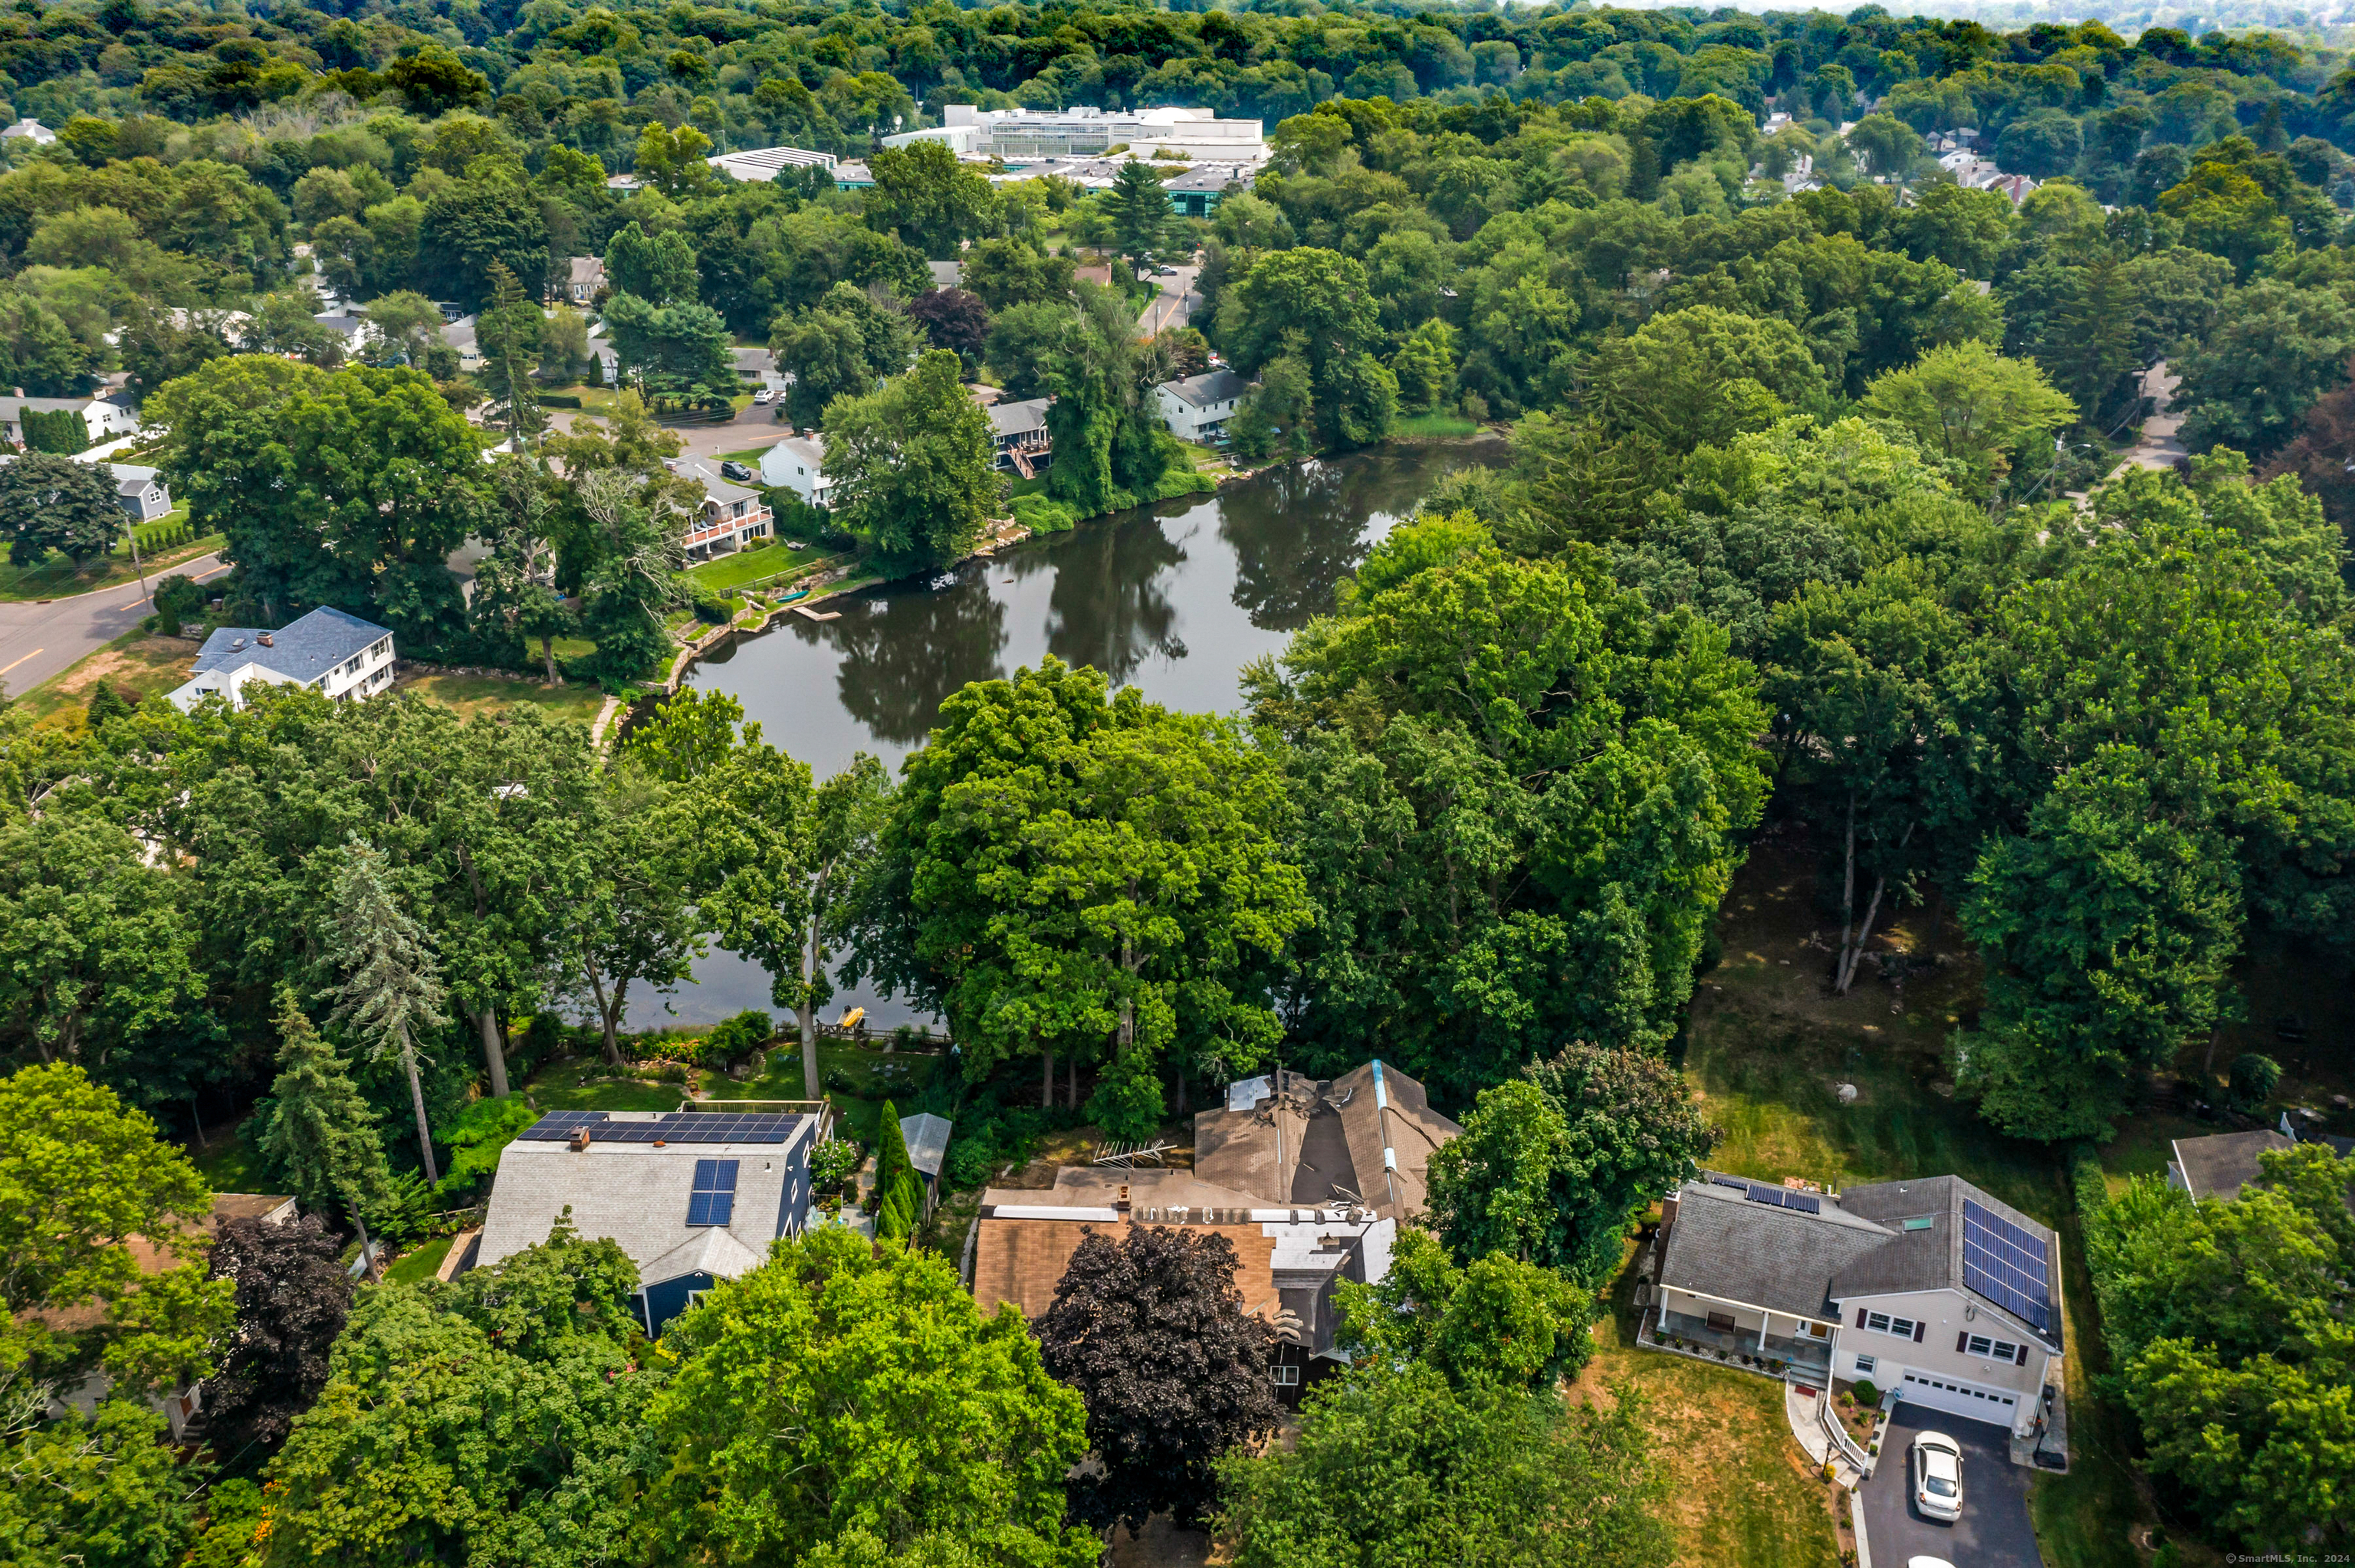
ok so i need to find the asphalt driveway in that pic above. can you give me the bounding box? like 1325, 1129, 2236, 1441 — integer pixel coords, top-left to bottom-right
1862, 1402, 2042, 1568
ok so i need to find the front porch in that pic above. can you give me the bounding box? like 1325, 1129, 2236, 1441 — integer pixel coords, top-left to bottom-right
1640, 1305, 1834, 1382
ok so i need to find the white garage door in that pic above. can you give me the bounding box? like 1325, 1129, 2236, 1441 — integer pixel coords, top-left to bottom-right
1897, 1370, 2021, 1426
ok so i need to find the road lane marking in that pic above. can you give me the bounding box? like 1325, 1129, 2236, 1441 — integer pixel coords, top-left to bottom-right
195, 565, 229, 581
0, 648, 43, 677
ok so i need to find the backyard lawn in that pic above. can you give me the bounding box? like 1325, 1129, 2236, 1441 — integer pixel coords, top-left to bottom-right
390, 668, 609, 724
1575, 1254, 1845, 1568
683, 541, 834, 594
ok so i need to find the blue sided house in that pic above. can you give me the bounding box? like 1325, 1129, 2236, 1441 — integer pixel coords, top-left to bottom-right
473, 1105, 827, 1333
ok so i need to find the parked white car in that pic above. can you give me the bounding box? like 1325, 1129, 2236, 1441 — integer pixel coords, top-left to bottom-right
753, 388, 778, 405
1911, 1432, 1965, 1522
1908, 1558, 1958, 1568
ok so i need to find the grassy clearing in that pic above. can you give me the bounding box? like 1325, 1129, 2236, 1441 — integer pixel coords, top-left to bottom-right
684, 541, 833, 593
1690, 832, 2150, 1568
1392, 412, 1481, 439
385, 1236, 453, 1285
388, 669, 609, 725
19, 631, 197, 721
1576, 1246, 1844, 1568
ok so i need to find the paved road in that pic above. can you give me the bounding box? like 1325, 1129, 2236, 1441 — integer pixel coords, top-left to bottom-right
1863, 1403, 2043, 1568
1142, 258, 1203, 334
0, 553, 228, 698
2121, 362, 2187, 472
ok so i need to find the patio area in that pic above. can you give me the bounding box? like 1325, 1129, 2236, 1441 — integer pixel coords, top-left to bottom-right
1641, 1306, 1834, 1381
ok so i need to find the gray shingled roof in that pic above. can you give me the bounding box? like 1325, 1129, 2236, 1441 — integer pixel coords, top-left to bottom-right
189, 606, 389, 685
477, 1112, 817, 1286
2170, 1130, 2297, 1203
1658, 1180, 1897, 1321
111, 463, 160, 499
1160, 368, 1250, 408
988, 397, 1051, 439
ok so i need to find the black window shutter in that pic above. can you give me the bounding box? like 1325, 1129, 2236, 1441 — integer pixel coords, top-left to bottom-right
1957, 1332, 1970, 1353
1913, 1320, 1925, 1343
2015, 1343, 2030, 1366
1855, 1308, 1866, 1328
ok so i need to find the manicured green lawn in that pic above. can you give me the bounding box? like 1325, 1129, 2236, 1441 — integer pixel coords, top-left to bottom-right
683, 541, 832, 593
1392, 412, 1480, 439
385, 1237, 453, 1284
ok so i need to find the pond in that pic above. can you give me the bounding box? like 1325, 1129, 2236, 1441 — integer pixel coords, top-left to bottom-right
628, 437, 1503, 1032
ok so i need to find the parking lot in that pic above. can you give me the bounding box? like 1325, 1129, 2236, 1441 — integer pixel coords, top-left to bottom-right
1861, 1403, 2044, 1568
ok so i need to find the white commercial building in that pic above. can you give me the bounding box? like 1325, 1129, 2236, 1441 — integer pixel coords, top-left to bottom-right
708, 145, 838, 183
885, 105, 1264, 169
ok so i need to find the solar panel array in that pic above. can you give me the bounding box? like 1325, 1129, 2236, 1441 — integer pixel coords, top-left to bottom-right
1961, 1199, 2052, 1332
517, 1110, 803, 1145
687, 1159, 739, 1226
1742, 1183, 1825, 1215
1710, 1173, 1749, 1191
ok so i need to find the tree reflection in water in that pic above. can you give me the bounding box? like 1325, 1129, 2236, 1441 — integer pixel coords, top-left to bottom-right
800, 573, 1011, 747
1038, 504, 1187, 684
1222, 451, 1446, 629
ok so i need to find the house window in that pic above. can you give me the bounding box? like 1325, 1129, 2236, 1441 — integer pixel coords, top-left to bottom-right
1853, 1353, 1877, 1377
1705, 1311, 1737, 1333
1269, 1364, 1299, 1386
1865, 1312, 1918, 1339
1966, 1334, 2022, 1361
687, 1159, 739, 1226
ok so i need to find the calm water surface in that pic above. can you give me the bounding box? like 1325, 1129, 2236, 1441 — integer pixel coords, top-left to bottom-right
628, 438, 1501, 1030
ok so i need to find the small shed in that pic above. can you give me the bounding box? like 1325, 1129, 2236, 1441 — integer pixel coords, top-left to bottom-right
901, 1112, 954, 1215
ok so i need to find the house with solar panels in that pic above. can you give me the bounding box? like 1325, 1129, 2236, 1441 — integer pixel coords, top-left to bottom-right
473, 1104, 829, 1333
1646, 1172, 2063, 1444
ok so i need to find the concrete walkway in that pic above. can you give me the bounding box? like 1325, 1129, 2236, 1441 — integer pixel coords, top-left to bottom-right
1786, 1382, 1866, 1489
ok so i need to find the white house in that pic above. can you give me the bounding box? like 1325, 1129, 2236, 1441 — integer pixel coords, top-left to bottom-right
1650, 1173, 2063, 1442
166, 606, 396, 712
759, 433, 834, 508
1, 117, 54, 144
669, 456, 774, 555
0, 393, 139, 448
475, 1106, 828, 1333
441, 315, 484, 375
1155, 368, 1250, 442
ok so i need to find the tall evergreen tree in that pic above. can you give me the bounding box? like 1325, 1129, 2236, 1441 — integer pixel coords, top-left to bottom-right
324, 838, 450, 1185
258, 984, 395, 1279
1107, 159, 1171, 281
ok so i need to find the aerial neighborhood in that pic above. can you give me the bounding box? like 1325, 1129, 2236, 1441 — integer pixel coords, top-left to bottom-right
2, 0, 2353, 1565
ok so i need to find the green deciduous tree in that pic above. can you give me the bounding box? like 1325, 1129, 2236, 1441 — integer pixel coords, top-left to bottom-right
642, 1226, 1095, 1566
1217, 1363, 1670, 1568
149, 357, 484, 648
1335, 1225, 1597, 1390
0, 451, 122, 568
603, 219, 699, 305
770, 280, 919, 429
264, 1228, 656, 1565
2174, 279, 2355, 458
821, 349, 1002, 575
0, 1399, 212, 1568
1859, 340, 2076, 493
1220, 248, 1398, 450
845, 658, 1308, 1127
0, 1063, 233, 1393
1250, 517, 1767, 1097
863, 139, 998, 261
